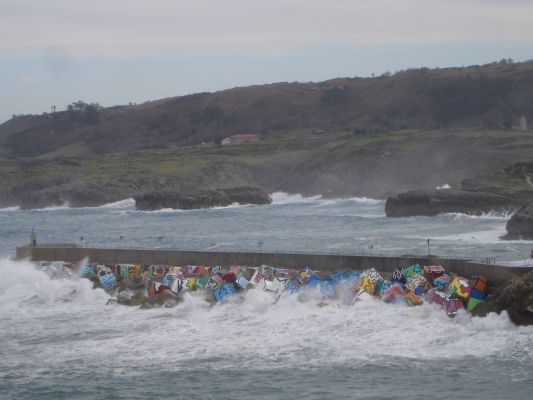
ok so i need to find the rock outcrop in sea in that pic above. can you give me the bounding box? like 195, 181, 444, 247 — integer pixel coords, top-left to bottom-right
384, 189, 520, 217
133, 186, 272, 211
504, 203, 533, 240
385, 161, 533, 240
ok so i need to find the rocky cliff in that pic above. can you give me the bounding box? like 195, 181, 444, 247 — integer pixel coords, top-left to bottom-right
504, 204, 533, 240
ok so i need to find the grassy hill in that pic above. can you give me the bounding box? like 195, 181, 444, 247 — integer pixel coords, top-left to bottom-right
1, 61, 533, 207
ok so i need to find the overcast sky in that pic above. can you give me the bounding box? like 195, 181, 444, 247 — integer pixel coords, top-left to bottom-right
1, 0, 532, 122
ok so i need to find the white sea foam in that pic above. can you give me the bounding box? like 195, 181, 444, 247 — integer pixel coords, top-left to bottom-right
30, 202, 70, 211
0, 206, 20, 212
434, 222, 527, 244
345, 196, 384, 205
314, 197, 384, 207
98, 198, 136, 209
211, 202, 248, 210
270, 192, 383, 206
205, 242, 235, 250
0, 258, 109, 310
444, 210, 515, 222
1, 258, 532, 375
270, 192, 323, 204
431, 226, 510, 244
135, 208, 186, 213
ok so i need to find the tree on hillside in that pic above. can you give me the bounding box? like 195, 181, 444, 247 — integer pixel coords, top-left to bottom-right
66, 101, 100, 124
320, 85, 354, 106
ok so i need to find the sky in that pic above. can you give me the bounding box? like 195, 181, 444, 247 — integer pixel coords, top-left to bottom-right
1, 0, 532, 123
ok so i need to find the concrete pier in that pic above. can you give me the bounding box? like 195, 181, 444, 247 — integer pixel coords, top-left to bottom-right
16, 244, 533, 285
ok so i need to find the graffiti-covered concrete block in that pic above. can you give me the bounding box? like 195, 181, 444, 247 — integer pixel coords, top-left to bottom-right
214, 284, 237, 302
425, 288, 447, 305
361, 268, 383, 282
405, 275, 431, 294
381, 284, 406, 303
433, 274, 450, 291
443, 298, 464, 316
472, 276, 488, 293
404, 290, 423, 306
448, 276, 472, 301
402, 264, 422, 280
423, 265, 445, 284
467, 298, 484, 311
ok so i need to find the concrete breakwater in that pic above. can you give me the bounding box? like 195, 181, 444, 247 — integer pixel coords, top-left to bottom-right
16, 244, 533, 285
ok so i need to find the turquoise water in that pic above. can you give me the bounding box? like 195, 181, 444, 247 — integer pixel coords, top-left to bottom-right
1, 194, 532, 399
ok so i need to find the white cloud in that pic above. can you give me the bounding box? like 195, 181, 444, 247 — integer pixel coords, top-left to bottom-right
1, 0, 532, 59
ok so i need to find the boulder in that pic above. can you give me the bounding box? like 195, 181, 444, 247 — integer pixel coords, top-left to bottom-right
472, 270, 533, 326
385, 189, 520, 217
504, 203, 533, 240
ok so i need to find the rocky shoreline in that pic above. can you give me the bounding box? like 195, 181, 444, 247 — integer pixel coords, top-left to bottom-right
385, 161, 533, 240
384, 189, 521, 217
133, 187, 272, 211
0, 185, 272, 211
473, 269, 533, 325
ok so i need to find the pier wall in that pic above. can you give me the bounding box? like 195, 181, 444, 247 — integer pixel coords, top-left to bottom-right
16, 245, 533, 285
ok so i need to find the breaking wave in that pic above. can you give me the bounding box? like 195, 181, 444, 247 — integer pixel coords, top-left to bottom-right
0, 259, 109, 310
1, 258, 532, 373
30, 202, 70, 211
0, 206, 20, 212
444, 210, 515, 221
270, 192, 383, 206
270, 192, 323, 204
97, 198, 136, 209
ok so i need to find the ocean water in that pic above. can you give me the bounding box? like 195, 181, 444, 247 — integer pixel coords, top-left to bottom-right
1, 194, 533, 399
1, 192, 532, 263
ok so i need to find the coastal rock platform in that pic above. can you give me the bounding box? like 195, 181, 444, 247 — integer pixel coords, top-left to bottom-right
385, 189, 520, 217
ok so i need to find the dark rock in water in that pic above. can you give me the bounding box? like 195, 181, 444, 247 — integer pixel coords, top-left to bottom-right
385, 189, 520, 217
134, 186, 271, 211
504, 203, 533, 240
472, 271, 533, 326
10, 185, 128, 209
